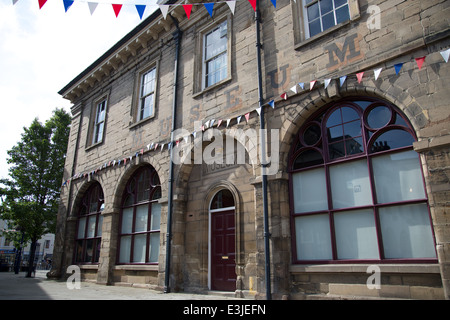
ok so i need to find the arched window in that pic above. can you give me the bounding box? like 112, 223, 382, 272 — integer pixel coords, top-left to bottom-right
289, 98, 436, 263
118, 166, 161, 264
75, 183, 104, 263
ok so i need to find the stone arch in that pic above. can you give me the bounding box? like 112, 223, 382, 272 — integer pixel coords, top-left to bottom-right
70, 179, 104, 219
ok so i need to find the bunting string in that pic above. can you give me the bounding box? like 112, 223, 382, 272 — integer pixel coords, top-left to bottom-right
13, 0, 269, 20
60, 47, 450, 188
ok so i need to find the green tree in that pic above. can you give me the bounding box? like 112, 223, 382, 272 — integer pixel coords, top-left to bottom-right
0, 108, 70, 277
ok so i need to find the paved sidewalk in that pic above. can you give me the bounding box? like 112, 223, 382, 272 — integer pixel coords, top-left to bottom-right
0, 271, 243, 300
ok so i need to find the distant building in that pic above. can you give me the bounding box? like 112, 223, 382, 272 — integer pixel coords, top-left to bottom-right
52, 0, 450, 299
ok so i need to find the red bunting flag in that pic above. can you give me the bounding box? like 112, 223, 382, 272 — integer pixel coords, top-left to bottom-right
112, 4, 122, 18
183, 4, 193, 19
248, 0, 256, 11
38, 0, 47, 9
415, 56, 425, 70
310, 80, 317, 90
245, 112, 250, 123
356, 72, 364, 83
280, 92, 287, 100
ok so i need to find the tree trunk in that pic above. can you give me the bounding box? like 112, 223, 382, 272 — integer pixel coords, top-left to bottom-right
26, 239, 37, 278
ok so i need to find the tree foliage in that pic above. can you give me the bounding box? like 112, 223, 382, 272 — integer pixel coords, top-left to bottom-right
0, 108, 71, 274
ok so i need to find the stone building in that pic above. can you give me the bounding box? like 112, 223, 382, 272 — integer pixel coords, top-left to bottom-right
51, 0, 450, 299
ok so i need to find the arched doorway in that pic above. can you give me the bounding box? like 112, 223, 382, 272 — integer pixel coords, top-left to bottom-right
209, 189, 236, 291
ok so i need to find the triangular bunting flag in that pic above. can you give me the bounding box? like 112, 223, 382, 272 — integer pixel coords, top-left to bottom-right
159, 4, 170, 19
271, 0, 277, 8
415, 56, 425, 70
268, 100, 275, 109
324, 78, 331, 89
183, 4, 193, 19
256, 107, 262, 115
440, 48, 450, 63
298, 82, 305, 90
280, 92, 287, 100
226, 119, 231, 128
237, 116, 242, 124
394, 63, 403, 75
290, 85, 297, 94
135, 5, 146, 20
63, 0, 74, 12
38, 0, 47, 9
217, 119, 223, 128
88, 2, 98, 15
310, 80, 316, 90
204, 3, 214, 17
374, 68, 382, 80
339, 75, 347, 87
248, 0, 256, 11
356, 72, 364, 84
226, 1, 236, 14
245, 113, 250, 123
112, 4, 122, 18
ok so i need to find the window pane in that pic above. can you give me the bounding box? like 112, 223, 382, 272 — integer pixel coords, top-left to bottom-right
343, 120, 361, 138
151, 203, 161, 231
97, 214, 103, 237
292, 168, 328, 213
329, 160, 373, 209
119, 236, 131, 263
308, 19, 321, 37
372, 150, 425, 203
133, 234, 147, 263
322, 12, 335, 30
307, 2, 319, 20
379, 204, 436, 259
367, 105, 392, 129
77, 217, 86, 239
121, 207, 133, 234
135, 205, 149, 233
85, 239, 93, 262
293, 149, 324, 170
295, 214, 332, 260
334, 209, 379, 259
320, 0, 333, 14
336, 4, 350, 24
75, 240, 84, 262
148, 233, 160, 263
87, 215, 96, 238
371, 129, 415, 152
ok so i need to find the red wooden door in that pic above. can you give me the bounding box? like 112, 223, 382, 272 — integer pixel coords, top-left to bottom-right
211, 209, 236, 291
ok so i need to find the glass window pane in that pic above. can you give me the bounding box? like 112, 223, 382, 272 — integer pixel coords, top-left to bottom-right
334, 0, 347, 8
292, 168, 328, 213
372, 150, 426, 203
87, 215, 96, 238
308, 19, 321, 37
151, 203, 161, 231
295, 214, 332, 260
322, 12, 335, 30
135, 205, 149, 233
307, 2, 319, 20
85, 239, 93, 262
379, 204, 436, 259
341, 107, 359, 122
149, 233, 160, 263
329, 140, 345, 159
75, 240, 84, 262
77, 217, 86, 239
133, 234, 147, 263
343, 120, 361, 138
121, 207, 133, 234
97, 214, 103, 237
293, 149, 324, 170
303, 123, 321, 146
336, 5, 350, 24
334, 209, 379, 259
320, 0, 333, 14
346, 137, 364, 155
367, 106, 392, 129
329, 160, 373, 209
371, 129, 415, 152
119, 236, 131, 263
326, 109, 342, 127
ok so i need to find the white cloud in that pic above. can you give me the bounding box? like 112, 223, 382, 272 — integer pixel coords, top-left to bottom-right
0, 0, 157, 180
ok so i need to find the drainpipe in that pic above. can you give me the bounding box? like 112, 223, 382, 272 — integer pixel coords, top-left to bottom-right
255, 0, 272, 300
164, 15, 182, 294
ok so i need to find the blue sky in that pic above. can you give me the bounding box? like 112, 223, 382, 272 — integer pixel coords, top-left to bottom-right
0, 0, 157, 180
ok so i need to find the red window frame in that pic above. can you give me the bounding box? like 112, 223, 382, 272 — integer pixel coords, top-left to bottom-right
289, 97, 437, 264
